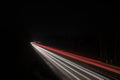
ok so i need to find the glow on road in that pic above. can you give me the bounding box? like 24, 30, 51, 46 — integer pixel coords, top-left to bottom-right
31, 42, 112, 80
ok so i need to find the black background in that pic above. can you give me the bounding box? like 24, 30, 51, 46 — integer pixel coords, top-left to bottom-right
15, 1, 119, 80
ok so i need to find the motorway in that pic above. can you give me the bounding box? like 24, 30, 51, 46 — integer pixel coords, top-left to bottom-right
31, 42, 120, 80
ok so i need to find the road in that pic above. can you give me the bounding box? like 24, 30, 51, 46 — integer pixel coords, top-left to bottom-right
31, 42, 120, 80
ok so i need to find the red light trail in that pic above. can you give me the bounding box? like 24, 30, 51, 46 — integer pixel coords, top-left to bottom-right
32, 42, 120, 75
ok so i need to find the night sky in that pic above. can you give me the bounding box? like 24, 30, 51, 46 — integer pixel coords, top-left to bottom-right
15, 2, 120, 80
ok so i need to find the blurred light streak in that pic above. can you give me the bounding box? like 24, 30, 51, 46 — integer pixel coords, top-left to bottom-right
31, 43, 81, 80
31, 42, 111, 80
37, 46, 110, 80
38, 49, 91, 80
32, 42, 120, 74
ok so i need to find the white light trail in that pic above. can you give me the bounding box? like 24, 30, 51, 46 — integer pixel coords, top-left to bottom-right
31, 43, 81, 80
37, 46, 110, 80
31, 42, 111, 80
44, 51, 92, 80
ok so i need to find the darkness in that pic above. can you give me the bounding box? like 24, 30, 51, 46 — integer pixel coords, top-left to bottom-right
15, 1, 119, 80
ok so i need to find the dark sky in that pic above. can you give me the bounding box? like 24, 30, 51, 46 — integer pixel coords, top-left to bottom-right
15, 2, 120, 80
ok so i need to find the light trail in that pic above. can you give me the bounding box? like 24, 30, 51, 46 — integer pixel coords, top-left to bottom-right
39, 48, 91, 80
33, 42, 120, 75
35, 45, 110, 80
31, 43, 81, 80
31, 42, 112, 80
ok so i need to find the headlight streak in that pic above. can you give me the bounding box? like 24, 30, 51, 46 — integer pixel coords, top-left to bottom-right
33, 42, 120, 75
31, 43, 111, 80
36, 46, 110, 80
33, 48, 74, 80
31, 43, 81, 80
40, 48, 92, 80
